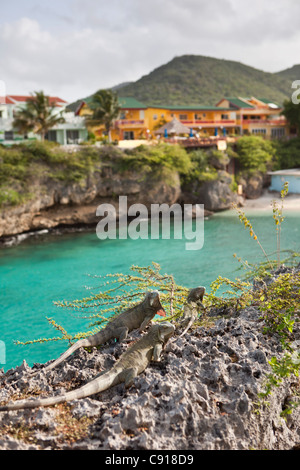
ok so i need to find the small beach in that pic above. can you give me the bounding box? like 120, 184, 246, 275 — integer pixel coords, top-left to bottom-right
243, 190, 300, 213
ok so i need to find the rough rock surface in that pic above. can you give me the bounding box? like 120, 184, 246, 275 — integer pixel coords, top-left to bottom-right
0, 166, 181, 238
181, 171, 243, 212
0, 305, 299, 450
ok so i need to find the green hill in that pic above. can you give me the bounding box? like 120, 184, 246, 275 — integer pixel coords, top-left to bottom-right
275, 64, 300, 82
116, 55, 292, 106
68, 55, 298, 110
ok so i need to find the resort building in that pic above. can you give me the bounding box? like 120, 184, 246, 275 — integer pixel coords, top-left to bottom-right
0, 95, 88, 146
216, 97, 288, 139
76, 95, 289, 143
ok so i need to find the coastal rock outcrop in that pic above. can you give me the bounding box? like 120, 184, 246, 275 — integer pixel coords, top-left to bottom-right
0, 167, 181, 238
180, 170, 243, 212
0, 302, 299, 450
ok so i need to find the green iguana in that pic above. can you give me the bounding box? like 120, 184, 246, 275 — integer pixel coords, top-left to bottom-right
0, 322, 175, 411
33, 290, 166, 375
179, 286, 205, 337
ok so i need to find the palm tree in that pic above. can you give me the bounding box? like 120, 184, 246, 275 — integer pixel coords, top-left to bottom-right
13, 91, 65, 141
87, 89, 121, 142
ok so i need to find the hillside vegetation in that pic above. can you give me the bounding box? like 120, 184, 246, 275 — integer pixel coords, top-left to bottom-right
68, 55, 297, 110
117, 55, 291, 106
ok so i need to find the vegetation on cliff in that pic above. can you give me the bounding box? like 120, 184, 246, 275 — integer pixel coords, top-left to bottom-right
68, 55, 291, 109
0, 142, 191, 208
1, 134, 300, 210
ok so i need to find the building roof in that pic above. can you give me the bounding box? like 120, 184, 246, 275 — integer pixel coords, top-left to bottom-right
269, 168, 300, 176
222, 97, 255, 109
0, 96, 15, 104
6, 95, 67, 106
257, 97, 280, 108
154, 117, 191, 135
118, 97, 147, 109
154, 105, 232, 111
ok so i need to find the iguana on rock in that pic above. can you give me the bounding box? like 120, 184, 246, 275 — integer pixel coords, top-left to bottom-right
33, 291, 166, 375
179, 286, 205, 337
0, 322, 175, 411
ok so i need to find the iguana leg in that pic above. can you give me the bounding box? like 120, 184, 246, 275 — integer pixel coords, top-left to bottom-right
152, 343, 163, 362
115, 327, 129, 342
139, 316, 153, 332
103, 326, 129, 343
124, 368, 138, 388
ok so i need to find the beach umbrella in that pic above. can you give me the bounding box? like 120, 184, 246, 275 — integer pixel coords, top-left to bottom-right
164, 128, 168, 138
154, 118, 191, 136
214, 127, 218, 136
189, 128, 193, 137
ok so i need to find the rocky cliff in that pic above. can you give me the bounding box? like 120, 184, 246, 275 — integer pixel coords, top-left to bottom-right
0, 143, 244, 240
0, 291, 299, 450
0, 166, 181, 238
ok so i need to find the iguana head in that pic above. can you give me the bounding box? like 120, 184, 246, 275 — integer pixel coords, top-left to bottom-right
156, 321, 175, 342
146, 290, 166, 317
187, 286, 205, 303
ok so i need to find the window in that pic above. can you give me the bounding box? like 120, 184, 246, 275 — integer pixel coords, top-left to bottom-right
140, 110, 145, 120
124, 131, 134, 140
4, 131, 13, 140
194, 114, 202, 120
271, 128, 285, 138
153, 114, 158, 120
221, 114, 229, 120
119, 111, 126, 119
179, 114, 188, 120
67, 130, 79, 143
251, 129, 266, 135
45, 130, 57, 142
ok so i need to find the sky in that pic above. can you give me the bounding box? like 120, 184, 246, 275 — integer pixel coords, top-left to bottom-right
0, 0, 300, 103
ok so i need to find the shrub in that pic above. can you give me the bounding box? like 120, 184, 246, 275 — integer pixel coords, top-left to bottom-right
234, 136, 276, 174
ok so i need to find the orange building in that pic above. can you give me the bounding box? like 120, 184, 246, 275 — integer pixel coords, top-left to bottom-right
216, 97, 288, 139
76, 95, 289, 142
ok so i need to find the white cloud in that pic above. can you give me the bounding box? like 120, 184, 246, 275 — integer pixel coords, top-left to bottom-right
0, 0, 299, 102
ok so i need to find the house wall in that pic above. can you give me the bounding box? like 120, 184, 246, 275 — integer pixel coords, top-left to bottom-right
270, 174, 300, 194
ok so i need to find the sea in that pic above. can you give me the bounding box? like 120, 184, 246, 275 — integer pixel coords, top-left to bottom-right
1, 208, 299, 371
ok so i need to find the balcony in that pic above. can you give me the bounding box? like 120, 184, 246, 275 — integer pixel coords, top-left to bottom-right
115, 119, 145, 128
242, 118, 287, 125
181, 119, 236, 127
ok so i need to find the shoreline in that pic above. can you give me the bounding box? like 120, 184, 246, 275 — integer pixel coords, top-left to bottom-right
1, 190, 299, 248
242, 190, 300, 213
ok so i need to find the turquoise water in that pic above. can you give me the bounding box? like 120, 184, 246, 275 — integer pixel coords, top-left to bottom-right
1, 210, 299, 371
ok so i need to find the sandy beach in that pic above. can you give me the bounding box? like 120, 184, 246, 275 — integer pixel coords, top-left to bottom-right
243, 190, 300, 213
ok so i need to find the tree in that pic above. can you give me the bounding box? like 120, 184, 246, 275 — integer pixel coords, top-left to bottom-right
234, 136, 276, 174
13, 91, 65, 141
87, 89, 121, 142
282, 99, 300, 135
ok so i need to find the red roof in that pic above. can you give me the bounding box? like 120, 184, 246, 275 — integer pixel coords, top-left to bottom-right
6, 95, 67, 105
0, 96, 15, 104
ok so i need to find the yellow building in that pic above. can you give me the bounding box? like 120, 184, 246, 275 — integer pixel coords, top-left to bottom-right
216, 97, 288, 139
76, 95, 288, 142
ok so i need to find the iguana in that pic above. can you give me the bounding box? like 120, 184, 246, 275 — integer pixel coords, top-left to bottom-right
179, 286, 205, 337
31, 290, 166, 375
0, 322, 175, 411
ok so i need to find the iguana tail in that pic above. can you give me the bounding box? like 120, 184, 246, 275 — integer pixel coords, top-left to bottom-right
0, 369, 121, 411
34, 328, 112, 375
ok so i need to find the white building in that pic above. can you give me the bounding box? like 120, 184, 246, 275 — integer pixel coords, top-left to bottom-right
0, 95, 88, 145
